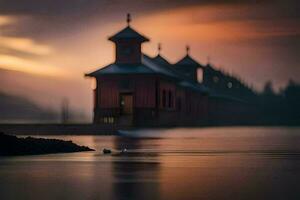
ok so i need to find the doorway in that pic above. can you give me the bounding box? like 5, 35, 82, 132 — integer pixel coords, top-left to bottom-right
120, 93, 133, 115
119, 93, 133, 126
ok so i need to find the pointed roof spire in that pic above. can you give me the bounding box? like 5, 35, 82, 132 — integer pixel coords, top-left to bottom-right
175, 45, 204, 68
158, 43, 162, 55
186, 45, 190, 55
108, 13, 149, 43
207, 56, 210, 64
153, 43, 170, 66
127, 13, 131, 26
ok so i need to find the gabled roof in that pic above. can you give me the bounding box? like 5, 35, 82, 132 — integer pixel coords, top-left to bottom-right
85, 55, 178, 79
175, 55, 204, 68
108, 26, 149, 42
152, 54, 171, 66
179, 81, 208, 93
145, 54, 209, 94
85, 54, 209, 94
142, 55, 179, 79
85, 63, 156, 76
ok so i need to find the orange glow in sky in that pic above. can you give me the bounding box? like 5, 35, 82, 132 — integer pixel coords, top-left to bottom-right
0, 2, 299, 115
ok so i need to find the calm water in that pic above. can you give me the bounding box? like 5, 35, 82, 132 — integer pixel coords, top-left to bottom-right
0, 127, 300, 200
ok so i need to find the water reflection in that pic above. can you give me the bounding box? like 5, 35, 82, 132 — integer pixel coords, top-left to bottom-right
112, 137, 161, 200
0, 127, 299, 200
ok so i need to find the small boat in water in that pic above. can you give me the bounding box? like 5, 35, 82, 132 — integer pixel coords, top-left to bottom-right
102, 148, 112, 154
102, 148, 128, 155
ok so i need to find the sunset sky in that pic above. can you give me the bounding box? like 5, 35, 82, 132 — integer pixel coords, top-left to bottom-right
0, 0, 299, 116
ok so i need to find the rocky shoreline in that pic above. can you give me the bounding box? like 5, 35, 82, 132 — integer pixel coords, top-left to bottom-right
0, 133, 94, 156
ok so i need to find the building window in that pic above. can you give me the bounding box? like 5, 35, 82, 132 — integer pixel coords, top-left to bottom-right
102, 117, 114, 124
227, 82, 233, 89
162, 90, 167, 108
108, 117, 114, 123
103, 117, 108, 123
197, 68, 203, 83
168, 90, 173, 108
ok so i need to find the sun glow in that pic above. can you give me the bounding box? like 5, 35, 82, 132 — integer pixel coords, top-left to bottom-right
135, 5, 298, 43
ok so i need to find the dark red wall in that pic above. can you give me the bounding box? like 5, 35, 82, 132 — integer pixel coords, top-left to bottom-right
93, 74, 255, 126
95, 75, 156, 110
135, 77, 156, 108
97, 78, 119, 108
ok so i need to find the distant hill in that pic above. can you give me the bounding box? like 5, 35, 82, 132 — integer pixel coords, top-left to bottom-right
0, 68, 92, 122
0, 92, 58, 123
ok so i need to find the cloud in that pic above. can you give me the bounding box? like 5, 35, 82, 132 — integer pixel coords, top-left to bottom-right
0, 54, 64, 76
0, 15, 60, 77
0, 0, 297, 41
0, 0, 298, 19
0, 36, 52, 55
0, 0, 299, 108
137, 5, 300, 43
0, 15, 14, 26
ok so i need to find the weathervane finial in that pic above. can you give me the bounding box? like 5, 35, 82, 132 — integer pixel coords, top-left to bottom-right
207, 56, 211, 64
186, 45, 190, 55
127, 13, 131, 26
158, 43, 161, 55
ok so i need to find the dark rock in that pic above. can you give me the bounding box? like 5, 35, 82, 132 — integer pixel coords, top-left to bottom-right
0, 132, 94, 156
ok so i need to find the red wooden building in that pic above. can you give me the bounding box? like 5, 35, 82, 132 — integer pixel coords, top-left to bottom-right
85, 15, 209, 127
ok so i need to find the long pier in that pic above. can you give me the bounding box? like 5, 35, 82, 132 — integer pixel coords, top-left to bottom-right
0, 122, 298, 135
0, 123, 126, 135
